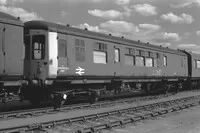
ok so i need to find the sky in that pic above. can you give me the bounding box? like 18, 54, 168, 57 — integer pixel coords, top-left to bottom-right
1, 0, 200, 53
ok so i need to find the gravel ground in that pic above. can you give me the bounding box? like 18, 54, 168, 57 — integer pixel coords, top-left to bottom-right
106, 104, 200, 133
0, 90, 200, 130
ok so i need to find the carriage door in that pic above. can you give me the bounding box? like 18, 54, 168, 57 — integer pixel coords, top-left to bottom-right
57, 35, 68, 75
32, 34, 47, 79
0, 24, 5, 74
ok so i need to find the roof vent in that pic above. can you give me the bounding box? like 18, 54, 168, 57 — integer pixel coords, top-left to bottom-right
160, 45, 162, 47
138, 40, 140, 42
66, 24, 70, 27
85, 28, 88, 30
109, 33, 112, 36
121, 36, 124, 39
147, 42, 149, 44
17, 17, 20, 20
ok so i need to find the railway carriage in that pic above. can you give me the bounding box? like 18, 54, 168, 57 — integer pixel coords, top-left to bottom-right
23, 20, 189, 105
184, 52, 200, 89
0, 12, 26, 103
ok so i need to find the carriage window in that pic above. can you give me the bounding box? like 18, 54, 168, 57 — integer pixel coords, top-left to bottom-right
93, 42, 107, 64
154, 53, 160, 67
197, 60, 200, 68
24, 35, 30, 59
125, 55, 134, 66
58, 39, 67, 57
93, 51, 107, 64
32, 35, 45, 60
75, 39, 85, 62
125, 47, 135, 66
115, 48, 120, 63
164, 56, 167, 67
136, 56, 144, 66
154, 59, 157, 67
145, 58, 153, 67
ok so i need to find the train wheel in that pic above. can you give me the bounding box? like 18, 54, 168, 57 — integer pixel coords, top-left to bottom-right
50, 93, 66, 109
89, 93, 99, 104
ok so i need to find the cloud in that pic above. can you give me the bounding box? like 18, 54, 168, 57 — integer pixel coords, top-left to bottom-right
0, 0, 23, 5
139, 23, 161, 31
163, 32, 180, 41
88, 9, 123, 19
100, 20, 139, 33
75, 23, 106, 33
178, 44, 197, 47
177, 43, 200, 54
60, 10, 71, 17
196, 30, 200, 36
152, 32, 180, 44
0, 0, 6, 4
116, 0, 130, 5
171, 0, 200, 8
0, 5, 43, 22
133, 4, 157, 16
160, 12, 194, 24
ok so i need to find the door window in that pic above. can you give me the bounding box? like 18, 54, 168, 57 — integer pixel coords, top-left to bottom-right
32, 35, 45, 60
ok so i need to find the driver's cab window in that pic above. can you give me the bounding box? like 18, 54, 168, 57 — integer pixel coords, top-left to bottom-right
32, 35, 45, 60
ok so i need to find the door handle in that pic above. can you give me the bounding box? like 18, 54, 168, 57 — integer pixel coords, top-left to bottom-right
43, 62, 48, 65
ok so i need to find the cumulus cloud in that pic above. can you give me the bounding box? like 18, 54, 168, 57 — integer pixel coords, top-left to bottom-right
133, 4, 157, 16
177, 43, 200, 53
152, 32, 180, 44
163, 32, 180, 41
0, 5, 43, 22
196, 30, 200, 36
88, 9, 123, 19
0, 0, 23, 5
100, 20, 139, 33
171, 0, 200, 8
75, 23, 106, 33
139, 24, 160, 31
160, 12, 194, 24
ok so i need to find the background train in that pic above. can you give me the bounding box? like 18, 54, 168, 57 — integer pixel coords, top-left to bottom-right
1, 12, 200, 107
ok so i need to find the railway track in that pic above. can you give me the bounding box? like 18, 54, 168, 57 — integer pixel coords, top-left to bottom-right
0, 93, 172, 121
0, 91, 200, 133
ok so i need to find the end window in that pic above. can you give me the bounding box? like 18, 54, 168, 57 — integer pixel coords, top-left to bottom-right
32, 35, 45, 60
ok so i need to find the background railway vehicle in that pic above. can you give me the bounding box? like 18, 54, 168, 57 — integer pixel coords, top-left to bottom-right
22, 20, 190, 107
182, 51, 200, 89
0, 12, 27, 104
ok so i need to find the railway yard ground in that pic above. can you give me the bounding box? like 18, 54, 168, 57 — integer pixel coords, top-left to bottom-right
1, 90, 200, 133
108, 101, 200, 133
